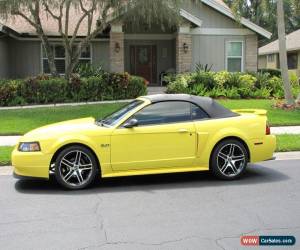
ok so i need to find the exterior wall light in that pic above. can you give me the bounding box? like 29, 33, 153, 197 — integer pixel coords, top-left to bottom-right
183, 42, 188, 53
115, 42, 120, 53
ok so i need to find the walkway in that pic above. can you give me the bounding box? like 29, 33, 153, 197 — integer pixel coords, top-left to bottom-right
147, 86, 167, 95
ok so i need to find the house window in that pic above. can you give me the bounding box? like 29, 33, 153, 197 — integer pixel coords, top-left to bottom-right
226, 41, 243, 72
267, 54, 275, 62
74, 45, 92, 66
42, 44, 92, 74
287, 53, 298, 69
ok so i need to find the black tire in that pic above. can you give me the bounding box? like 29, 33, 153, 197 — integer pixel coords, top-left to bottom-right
210, 139, 248, 180
55, 145, 98, 190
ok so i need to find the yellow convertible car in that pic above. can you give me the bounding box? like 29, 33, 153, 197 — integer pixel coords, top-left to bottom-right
12, 94, 276, 190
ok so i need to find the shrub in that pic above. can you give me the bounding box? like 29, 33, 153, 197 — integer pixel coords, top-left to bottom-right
0, 73, 147, 106
0, 80, 22, 106
166, 74, 192, 93
126, 76, 148, 98
251, 87, 271, 99
189, 83, 207, 96
214, 71, 231, 87
194, 62, 213, 72
226, 87, 241, 99
74, 63, 104, 78
290, 72, 299, 86
259, 68, 281, 77
165, 70, 299, 100
193, 71, 215, 89
238, 74, 257, 88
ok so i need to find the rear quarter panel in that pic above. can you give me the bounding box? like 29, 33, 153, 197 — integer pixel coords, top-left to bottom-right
194, 114, 267, 167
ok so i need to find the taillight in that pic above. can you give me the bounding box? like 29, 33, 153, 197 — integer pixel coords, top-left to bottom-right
266, 122, 271, 135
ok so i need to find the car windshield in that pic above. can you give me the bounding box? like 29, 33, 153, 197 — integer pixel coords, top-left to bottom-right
97, 100, 143, 127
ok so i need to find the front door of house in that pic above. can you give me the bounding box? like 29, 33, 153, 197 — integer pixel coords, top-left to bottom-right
130, 45, 157, 84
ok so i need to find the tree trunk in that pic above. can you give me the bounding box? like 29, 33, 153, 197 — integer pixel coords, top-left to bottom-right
277, 0, 294, 105
65, 60, 78, 80
41, 38, 58, 77
65, 46, 81, 80
37, 26, 58, 77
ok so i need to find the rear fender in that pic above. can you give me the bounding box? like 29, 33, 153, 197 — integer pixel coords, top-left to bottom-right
198, 127, 251, 164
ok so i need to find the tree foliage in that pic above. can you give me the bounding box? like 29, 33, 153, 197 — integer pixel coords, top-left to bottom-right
0, 0, 183, 79
225, 0, 298, 104
224, 0, 300, 45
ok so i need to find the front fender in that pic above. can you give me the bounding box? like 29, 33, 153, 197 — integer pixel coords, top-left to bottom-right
49, 135, 99, 155
46, 134, 112, 175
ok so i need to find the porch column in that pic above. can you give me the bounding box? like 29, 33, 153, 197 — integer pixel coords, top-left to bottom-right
245, 35, 258, 72
176, 25, 192, 73
110, 24, 124, 72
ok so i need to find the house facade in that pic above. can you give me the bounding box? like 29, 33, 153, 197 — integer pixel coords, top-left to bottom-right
258, 29, 300, 77
0, 0, 271, 84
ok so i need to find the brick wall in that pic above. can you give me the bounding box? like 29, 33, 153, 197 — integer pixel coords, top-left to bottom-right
176, 33, 192, 73
109, 32, 124, 72
245, 35, 258, 72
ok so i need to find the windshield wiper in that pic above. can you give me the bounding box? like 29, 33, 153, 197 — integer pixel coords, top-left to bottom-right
95, 119, 109, 127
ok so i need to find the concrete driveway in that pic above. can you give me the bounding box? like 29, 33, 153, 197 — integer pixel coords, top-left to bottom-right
0, 160, 299, 250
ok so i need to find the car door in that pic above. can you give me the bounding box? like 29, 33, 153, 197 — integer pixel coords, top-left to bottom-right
110, 101, 197, 171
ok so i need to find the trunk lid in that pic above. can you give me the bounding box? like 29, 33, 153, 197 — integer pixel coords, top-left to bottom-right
232, 109, 267, 116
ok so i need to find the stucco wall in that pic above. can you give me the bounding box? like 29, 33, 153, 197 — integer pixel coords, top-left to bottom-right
258, 55, 267, 69
192, 35, 246, 72
0, 37, 10, 78
91, 41, 109, 71
183, 2, 240, 29
245, 35, 258, 72
9, 39, 41, 78
259, 51, 300, 77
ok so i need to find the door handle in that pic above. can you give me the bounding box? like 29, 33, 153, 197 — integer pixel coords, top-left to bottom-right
178, 128, 188, 133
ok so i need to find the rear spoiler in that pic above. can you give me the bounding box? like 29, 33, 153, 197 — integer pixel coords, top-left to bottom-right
232, 109, 267, 116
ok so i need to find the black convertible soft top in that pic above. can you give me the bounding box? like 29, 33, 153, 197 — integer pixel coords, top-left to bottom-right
142, 94, 238, 118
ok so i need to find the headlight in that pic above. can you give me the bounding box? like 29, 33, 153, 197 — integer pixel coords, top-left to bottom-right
18, 142, 41, 152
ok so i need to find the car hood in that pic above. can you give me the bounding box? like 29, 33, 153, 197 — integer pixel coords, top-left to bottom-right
22, 117, 106, 140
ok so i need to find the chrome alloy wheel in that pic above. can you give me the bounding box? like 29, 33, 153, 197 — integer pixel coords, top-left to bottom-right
59, 150, 93, 187
217, 144, 246, 177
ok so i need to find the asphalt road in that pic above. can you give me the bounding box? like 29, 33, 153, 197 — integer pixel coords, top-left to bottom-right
0, 160, 299, 250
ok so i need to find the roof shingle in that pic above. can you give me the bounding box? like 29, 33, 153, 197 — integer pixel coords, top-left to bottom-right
259, 29, 300, 55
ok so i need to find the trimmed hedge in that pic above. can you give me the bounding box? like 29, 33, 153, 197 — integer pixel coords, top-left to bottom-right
166, 71, 300, 99
0, 73, 147, 106
258, 68, 281, 77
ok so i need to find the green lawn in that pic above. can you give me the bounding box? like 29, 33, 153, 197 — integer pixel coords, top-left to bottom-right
276, 134, 300, 152
0, 99, 299, 135
0, 103, 125, 135
218, 99, 300, 127
0, 146, 14, 166
0, 134, 299, 166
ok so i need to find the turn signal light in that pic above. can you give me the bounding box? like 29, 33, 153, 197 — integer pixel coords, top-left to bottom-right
266, 123, 271, 135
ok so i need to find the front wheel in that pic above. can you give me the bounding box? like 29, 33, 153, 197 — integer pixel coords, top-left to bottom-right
55, 146, 98, 190
210, 139, 248, 180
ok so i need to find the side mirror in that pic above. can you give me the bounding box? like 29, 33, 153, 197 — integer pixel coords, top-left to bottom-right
123, 118, 138, 128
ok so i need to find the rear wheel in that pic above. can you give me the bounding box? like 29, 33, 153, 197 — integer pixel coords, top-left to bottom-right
211, 139, 248, 180
55, 145, 98, 190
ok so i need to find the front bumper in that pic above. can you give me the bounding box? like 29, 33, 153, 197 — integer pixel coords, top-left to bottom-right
11, 148, 52, 179
13, 171, 48, 180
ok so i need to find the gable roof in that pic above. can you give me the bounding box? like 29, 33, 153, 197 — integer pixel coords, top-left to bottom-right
202, 0, 271, 38
259, 29, 300, 55
0, 8, 99, 37
0, 0, 271, 39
